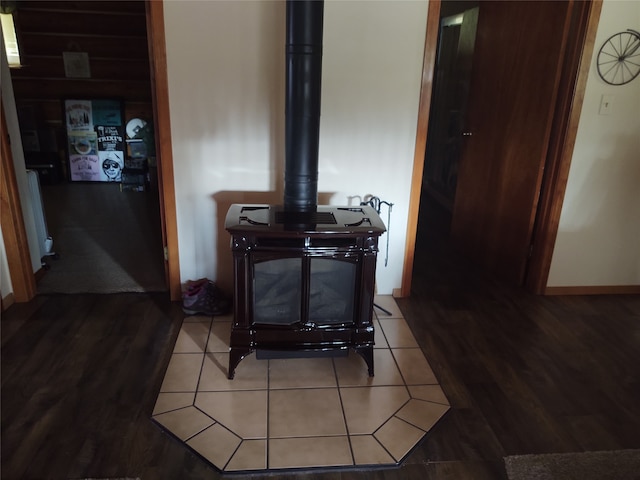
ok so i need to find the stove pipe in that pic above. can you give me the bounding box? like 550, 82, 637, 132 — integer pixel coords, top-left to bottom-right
283, 0, 324, 212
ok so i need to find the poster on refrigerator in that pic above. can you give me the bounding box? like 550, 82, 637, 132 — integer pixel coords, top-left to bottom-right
68, 132, 100, 181
96, 125, 124, 181
92, 99, 123, 127
65, 100, 93, 132
98, 151, 124, 182
68, 131, 97, 156
96, 125, 124, 152
65, 99, 124, 182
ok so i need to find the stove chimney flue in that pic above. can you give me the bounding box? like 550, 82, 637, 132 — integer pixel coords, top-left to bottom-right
284, 0, 324, 212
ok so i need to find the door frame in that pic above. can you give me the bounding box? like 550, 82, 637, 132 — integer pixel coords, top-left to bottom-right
399, 0, 603, 297
1, 0, 182, 303
1, 100, 37, 305
146, 0, 181, 301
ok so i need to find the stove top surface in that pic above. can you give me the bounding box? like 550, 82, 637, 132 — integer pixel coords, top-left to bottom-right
225, 204, 386, 234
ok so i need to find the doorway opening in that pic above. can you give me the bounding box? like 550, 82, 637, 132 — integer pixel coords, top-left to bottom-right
7, 0, 166, 295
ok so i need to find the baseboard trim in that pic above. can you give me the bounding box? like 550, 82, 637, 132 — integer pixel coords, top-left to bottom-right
545, 285, 640, 295
1, 292, 16, 311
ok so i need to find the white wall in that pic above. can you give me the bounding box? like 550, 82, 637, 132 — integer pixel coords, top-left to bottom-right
1, 33, 42, 301
548, 0, 640, 287
320, 1, 428, 294
163, 0, 428, 294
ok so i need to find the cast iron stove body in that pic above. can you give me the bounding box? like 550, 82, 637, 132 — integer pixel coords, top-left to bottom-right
226, 204, 385, 379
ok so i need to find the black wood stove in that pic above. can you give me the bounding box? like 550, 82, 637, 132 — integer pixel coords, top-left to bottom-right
225, 205, 385, 379
225, 1, 385, 379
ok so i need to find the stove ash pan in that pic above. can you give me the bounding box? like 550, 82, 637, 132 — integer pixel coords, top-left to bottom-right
224, 204, 386, 379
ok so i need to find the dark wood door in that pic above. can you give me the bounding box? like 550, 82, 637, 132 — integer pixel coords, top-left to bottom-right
451, 0, 572, 285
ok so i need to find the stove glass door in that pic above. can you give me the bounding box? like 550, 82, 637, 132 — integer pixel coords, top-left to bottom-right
253, 257, 302, 325
309, 257, 356, 325
252, 254, 357, 326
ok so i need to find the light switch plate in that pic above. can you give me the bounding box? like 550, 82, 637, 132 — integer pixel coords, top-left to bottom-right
599, 94, 614, 115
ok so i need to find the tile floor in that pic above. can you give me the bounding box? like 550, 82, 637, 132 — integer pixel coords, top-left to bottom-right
152, 295, 450, 473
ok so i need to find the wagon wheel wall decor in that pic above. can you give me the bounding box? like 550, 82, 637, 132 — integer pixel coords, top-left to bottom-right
597, 29, 640, 85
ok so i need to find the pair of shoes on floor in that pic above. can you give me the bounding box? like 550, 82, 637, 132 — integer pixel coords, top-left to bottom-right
182, 278, 231, 316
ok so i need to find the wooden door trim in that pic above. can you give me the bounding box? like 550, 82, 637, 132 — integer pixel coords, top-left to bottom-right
146, 0, 181, 302
397, 0, 441, 298
400, 0, 602, 297
0, 101, 37, 303
526, 0, 603, 294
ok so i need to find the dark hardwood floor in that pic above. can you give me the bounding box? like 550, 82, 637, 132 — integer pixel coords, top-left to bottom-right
2, 200, 639, 479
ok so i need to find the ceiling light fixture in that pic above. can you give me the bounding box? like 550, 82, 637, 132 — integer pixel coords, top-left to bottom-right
1, 10, 21, 68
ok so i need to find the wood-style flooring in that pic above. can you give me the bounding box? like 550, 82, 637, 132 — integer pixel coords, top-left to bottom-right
2, 202, 639, 479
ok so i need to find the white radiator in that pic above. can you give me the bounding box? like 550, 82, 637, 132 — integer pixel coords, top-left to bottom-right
26, 170, 53, 259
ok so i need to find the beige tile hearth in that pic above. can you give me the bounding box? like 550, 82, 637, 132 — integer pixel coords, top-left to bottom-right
350, 435, 396, 465
340, 386, 410, 434
159, 353, 203, 392
196, 390, 268, 439
199, 352, 268, 391
269, 436, 353, 469
269, 388, 347, 438
226, 439, 267, 471
154, 406, 214, 441
334, 348, 405, 387
374, 416, 427, 462
268, 357, 337, 389
152, 296, 450, 473
187, 423, 242, 469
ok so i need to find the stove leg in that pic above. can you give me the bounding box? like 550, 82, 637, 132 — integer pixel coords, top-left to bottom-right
355, 346, 374, 377
228, 347, 252, 380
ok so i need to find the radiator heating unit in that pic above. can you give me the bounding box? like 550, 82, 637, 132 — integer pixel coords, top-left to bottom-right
26, 170, 55, 263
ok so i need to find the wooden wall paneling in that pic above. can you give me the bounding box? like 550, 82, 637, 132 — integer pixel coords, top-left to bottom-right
19, 34, 150, 59
12, 0, 152, 132
20, 78, 148, 101
15, 1, 146, 15
399, 0, 442, 298
16, 99, 152, 128
124, 102, 154, 126
12, 57, 151, 81
11, 79, 152, 102
0, 103, 37, 303
15, 8, 147, 38
10, 0, 154, 190
31, 100, 67, 126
